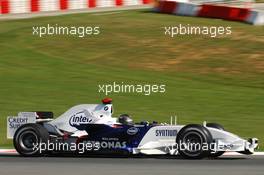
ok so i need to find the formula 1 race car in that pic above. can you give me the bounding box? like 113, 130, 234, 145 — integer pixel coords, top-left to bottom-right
7, 98, 258, 159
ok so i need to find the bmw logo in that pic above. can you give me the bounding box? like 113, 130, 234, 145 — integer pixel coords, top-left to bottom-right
104, 106, 109, 111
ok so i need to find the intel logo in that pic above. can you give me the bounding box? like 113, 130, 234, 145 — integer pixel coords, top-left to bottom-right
69, 111, 92, 126
127, 127, 139, 135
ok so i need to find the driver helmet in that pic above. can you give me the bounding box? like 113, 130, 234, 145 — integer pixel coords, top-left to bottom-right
118, 114, 133, 125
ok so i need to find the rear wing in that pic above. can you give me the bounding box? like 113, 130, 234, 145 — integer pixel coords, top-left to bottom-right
7, 112, 53, 139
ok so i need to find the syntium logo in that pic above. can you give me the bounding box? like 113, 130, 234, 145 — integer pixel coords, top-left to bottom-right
155, 129, 177, 137
69, 111, 92, 126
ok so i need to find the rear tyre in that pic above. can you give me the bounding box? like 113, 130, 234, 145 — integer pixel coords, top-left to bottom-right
206, 123, 225, 158
13, 123, 49, 157
176, 124, 213, 159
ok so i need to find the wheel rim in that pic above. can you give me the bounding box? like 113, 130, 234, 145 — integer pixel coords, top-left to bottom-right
19, 131, 39, 151
182, 131, 204, 157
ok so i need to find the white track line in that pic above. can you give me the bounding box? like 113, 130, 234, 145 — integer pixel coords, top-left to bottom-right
0, 149, 18, 155
0, 149, 17, 153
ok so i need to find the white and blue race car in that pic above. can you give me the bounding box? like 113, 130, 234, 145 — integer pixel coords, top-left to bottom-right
7, 98, 258, 159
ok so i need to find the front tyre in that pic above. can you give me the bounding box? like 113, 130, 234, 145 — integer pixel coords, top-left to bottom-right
13, 123, 49, 157
176, 124, 213, 159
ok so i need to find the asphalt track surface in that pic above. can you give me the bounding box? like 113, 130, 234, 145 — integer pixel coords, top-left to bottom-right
0, 155, 263, 175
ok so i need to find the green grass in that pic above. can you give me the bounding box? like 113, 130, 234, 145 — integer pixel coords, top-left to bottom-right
0, 9, 264, 150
